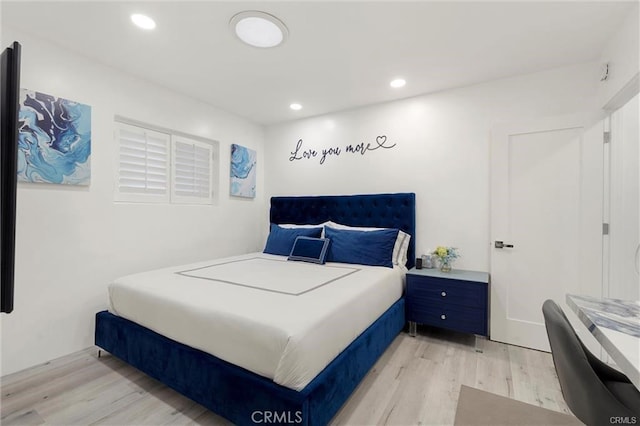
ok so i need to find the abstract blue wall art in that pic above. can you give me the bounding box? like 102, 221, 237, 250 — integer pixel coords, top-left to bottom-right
17, 89, 91, 185
230, 144, 256, 198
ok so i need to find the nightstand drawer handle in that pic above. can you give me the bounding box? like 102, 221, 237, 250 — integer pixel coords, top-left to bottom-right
441, 314, 446, 320
441, 291, 447, 297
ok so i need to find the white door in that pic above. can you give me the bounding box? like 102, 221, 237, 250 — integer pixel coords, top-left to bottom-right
490, 114, 604, 351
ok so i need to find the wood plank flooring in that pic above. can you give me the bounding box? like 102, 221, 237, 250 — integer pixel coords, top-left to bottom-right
1, 326, 574, 425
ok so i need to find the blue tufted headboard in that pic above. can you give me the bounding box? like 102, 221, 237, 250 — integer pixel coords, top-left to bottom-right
270, 193, 416, 269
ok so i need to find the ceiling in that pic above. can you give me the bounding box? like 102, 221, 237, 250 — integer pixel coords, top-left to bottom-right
2, 1, 636, 125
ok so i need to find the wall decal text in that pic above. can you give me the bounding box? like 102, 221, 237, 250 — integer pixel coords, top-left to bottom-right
289, 135, 396, 165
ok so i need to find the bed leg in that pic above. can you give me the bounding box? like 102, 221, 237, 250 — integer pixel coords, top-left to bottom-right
98, 349, 102, 358
409, 321, 417, 337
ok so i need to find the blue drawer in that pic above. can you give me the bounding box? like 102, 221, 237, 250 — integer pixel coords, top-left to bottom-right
406, 275, 486, 309
407, 303, 487, 336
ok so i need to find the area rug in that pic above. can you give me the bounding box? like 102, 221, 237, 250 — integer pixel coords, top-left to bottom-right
454, 385, 582, 425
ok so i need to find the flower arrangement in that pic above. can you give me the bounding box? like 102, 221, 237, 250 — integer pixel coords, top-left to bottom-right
432, 246, 459, 272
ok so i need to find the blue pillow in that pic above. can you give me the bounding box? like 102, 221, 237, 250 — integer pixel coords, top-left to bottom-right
263, 224, 323, 256
288, 237, 331, 264
325, 227, 399, 268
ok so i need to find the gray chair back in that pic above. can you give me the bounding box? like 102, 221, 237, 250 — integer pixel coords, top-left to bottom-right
542, 299, 639, 425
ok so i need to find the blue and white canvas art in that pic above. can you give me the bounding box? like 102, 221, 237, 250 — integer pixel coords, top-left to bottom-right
230, 144, 256, 198
18, 89, 91, 185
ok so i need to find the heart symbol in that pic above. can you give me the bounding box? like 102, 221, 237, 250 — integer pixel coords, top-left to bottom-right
376, 135, 387, 145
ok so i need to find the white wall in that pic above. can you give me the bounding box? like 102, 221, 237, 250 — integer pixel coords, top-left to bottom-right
608, 94, 640, 301
598, 3, 639, 109
0, 28, 265, 375
264, 63, 600, 271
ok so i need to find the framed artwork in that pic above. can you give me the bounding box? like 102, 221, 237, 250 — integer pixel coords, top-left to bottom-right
17, 89, 91, 185
230, 144, 256, 198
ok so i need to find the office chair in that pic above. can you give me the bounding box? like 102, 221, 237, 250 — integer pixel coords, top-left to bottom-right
542, 299, 640, 425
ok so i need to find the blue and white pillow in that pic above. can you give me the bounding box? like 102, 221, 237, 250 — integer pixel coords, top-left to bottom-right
288, 237, 331, 264
324, 226, 399, 268
263, 224, 323, 256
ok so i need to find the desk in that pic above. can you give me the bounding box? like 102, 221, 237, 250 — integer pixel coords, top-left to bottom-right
566, 294, 640, 390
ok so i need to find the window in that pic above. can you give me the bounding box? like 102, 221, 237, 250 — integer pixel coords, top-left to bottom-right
115, 121, 216, 204
171, 136, 213, 204
116, 123, 170, 203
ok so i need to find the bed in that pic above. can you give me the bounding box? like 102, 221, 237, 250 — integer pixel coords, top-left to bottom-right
95, 192, 416, 425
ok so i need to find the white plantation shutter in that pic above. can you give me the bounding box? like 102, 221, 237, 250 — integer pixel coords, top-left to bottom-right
115, 123, 170, 203
171, 137, 213, 204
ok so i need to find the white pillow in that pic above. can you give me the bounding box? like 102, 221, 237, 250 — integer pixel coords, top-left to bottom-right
278, 222, 329, 229
324, 221, 411, 266
278, 221, 330, 237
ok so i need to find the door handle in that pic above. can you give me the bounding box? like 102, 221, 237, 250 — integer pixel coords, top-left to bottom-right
495, 241, 514, 249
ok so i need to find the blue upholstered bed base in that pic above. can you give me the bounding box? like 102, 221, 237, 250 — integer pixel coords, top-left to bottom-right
95, 193, 415, 425
95, 298, 405, 425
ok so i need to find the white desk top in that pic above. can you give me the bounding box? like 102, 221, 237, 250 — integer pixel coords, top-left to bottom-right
566, 294, 640, 390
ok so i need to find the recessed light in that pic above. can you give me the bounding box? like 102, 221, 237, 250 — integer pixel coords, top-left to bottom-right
390, 78, 406, 88
131, 14, 156, 30
290, 103, 302, 111
230, 11, 288, 48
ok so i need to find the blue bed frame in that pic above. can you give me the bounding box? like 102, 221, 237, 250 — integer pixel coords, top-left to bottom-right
95, 193, 415, 425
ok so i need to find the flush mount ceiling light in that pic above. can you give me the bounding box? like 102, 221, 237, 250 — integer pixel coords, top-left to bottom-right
289, 103, 302, 111
390, 78, 406, 88
131, 13, 156, 30
230, 11, 288, 48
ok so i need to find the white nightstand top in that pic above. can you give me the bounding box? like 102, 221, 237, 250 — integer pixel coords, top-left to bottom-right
407, 267, 489, 283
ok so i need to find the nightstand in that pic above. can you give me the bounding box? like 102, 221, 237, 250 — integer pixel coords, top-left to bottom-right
406, 268, 489, 337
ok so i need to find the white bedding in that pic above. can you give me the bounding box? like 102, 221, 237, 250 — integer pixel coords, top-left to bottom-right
108, 252, 405, 391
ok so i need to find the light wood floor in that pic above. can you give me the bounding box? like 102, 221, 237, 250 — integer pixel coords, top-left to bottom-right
1, 326, 574, 425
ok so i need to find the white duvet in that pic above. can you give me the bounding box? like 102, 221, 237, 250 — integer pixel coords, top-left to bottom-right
108, 252, 404, 391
